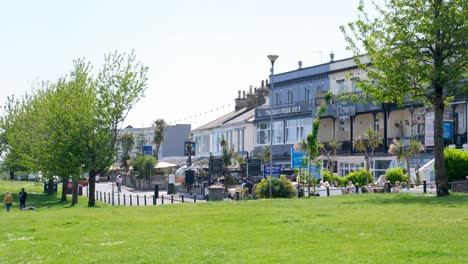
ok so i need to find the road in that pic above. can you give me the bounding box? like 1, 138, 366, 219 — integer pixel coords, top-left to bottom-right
81, 182, 205, 206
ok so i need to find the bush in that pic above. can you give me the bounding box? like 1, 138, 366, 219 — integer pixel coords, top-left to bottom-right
255, 175, 295, 199
444, 148, 468, 182
344, 169, 369, 186
385, 167, 408, 183
322, 170, 344, 186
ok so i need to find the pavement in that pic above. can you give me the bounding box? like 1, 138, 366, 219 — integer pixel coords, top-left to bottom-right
82, 182, 204, 206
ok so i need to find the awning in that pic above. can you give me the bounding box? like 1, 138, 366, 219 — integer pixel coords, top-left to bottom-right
154, 161, 178, 169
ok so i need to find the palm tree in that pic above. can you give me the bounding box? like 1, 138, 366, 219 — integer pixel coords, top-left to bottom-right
117, 132, 135, 170
388, 138, 411, 182
152, 119, 167, 159
353, 128, 382, 186
257, 146, 271, 164
319, 139, 343, 187
408, 139, 425, 183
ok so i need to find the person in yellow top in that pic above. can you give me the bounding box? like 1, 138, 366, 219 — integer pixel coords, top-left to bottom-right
4, 192, 13, 212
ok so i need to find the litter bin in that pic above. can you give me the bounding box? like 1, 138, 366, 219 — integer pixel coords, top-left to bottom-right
43, 181, 58, 194
78, 185, 83, 196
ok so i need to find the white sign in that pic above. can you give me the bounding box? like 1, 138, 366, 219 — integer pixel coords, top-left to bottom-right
425, 112, 434, 147
168, 174, 175, 184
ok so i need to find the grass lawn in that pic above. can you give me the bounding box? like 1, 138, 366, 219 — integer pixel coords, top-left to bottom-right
1, 181, 467, 263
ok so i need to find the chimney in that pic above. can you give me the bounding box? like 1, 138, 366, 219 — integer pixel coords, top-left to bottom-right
330, 51, 335, 62
249, 85, 253, 94
238, 90, 241, 99
298, 60, 303, 69
243, 90, 246, 99
261, 80, 264, 87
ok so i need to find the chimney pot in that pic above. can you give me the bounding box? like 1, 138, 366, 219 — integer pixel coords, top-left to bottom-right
243, 90, 246, 99
238, 90, 241, 99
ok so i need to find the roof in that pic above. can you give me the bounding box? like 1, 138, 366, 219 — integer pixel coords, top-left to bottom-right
224, 107, 256, 126
192, 107, 251, 132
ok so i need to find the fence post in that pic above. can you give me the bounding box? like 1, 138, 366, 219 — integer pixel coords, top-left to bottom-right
130, 195, 133, 206
108, 192, 111, 203
96, 191, 98, 201
182, 194, 184, 203
194, 194, 197, 203
326, 186, 330, 197
124, 194, 126, 206
87, 186, 89, 196
144, 195, 147, 206
423, 180, 427, 194
153, 195, 156, 205
355, 184, 359, 194
137, 195, 140, 206
118, 193, 120, 206
236, 192, 239, 201
161, 195, 164, 205
387, 182, 391, 193
154, 185, 159, 199
99, 191, 102, 202
171, 195, 174, 204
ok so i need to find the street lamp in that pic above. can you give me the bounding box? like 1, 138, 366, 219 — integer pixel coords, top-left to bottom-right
267, 55, 278, 198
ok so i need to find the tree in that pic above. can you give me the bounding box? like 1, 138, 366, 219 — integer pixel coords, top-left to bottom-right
152, 119, 167, 159
319, 139, 342, 187
342, 0, 467, 196
85, 51, 148, 207
298, 92, 332, 196
118, 132, 135, 170
388, 139, 411, 182
408, 139, 425, 183
353, 128, 382, 185
257, 146, 271, 164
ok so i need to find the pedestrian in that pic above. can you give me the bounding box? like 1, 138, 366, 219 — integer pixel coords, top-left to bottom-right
18, 188, 28, 210
116, 175, 122, 193
4, 192, 13, 212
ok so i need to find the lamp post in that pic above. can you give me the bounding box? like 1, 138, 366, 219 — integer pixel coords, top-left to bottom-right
267, 55, 278, 198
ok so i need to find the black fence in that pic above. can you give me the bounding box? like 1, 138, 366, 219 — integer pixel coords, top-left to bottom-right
84, 189, 201, 206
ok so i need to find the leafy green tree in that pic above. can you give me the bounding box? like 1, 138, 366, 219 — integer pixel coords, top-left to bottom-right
353, 128, 382, 185
342, 0, 467, 196
299, 92, 332, 196
118, 132, 135, 170
257, 146, 271, 164
85, 51, 148, 207
130, 153, 156, 179
152, 119, 167, 159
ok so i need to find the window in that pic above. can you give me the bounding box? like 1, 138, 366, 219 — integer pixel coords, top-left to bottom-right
288, 91, 293, 104
275, 93, 281, 105
351, 77, 359, 92
374, 118, 380, 131
272, 121, 284, 144
336, 79, 345, 94
285, 119, 299, 143
256, 123, 270, 145
339, 120, 346, 132
304, 88, 310, 103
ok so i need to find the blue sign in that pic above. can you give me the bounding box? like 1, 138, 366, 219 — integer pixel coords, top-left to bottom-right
309, 164, 321, 179
291, 148, 308, 169
443, 122, 452, 139
263, 164, 281, 178
142, 145, 153, 155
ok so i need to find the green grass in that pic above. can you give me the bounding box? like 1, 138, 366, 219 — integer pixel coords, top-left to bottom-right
1, 180, 467, 264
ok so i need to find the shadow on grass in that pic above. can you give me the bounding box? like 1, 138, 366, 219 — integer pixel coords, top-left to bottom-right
10, 192, 94, 209
358, 192, 468, 206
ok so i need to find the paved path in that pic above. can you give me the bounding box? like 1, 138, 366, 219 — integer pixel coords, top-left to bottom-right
82, 182, 205, 206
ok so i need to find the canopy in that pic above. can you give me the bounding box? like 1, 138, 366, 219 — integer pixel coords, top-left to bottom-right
154, 161, 178, 169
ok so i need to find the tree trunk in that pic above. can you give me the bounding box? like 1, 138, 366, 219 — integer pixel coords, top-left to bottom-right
405, 157, 411, 183
88, 172, 96, 207
71, 179, 78, 205
61, 178, 67, 202
434, 93, 449, 196
365, 156, 370, 186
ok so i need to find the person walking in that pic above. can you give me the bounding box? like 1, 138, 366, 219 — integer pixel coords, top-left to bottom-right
4, 192, 13, 212
116, 175, 122, 193
18, 188, 28, 210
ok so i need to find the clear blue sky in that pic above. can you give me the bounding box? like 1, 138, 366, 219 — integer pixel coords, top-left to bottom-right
0, 0, 361, 129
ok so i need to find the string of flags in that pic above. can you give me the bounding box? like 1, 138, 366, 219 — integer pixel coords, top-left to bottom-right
168, 103, 231, 125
